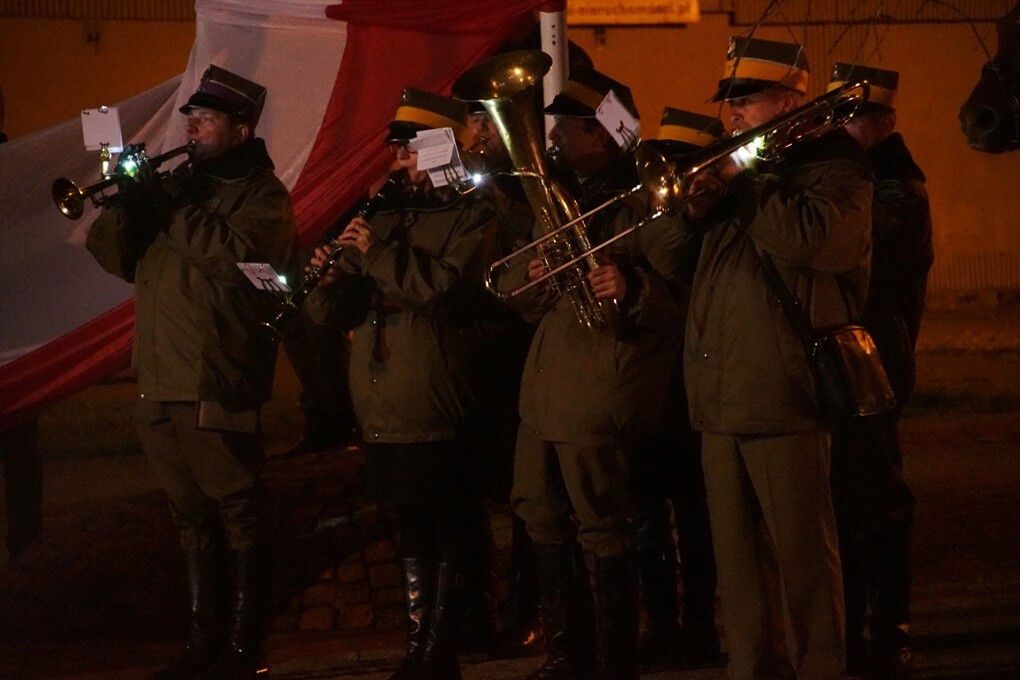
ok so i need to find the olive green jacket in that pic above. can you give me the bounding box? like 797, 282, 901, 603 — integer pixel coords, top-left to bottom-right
86, 139, 296, 409
508, 157, 689, 447
683, 130, 874, 434
307, 189, 498, 443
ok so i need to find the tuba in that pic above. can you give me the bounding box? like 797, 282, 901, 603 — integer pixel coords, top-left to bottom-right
452, 50, 617, 331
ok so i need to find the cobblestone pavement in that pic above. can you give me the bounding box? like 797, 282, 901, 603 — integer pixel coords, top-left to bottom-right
1, 297, 1019, 679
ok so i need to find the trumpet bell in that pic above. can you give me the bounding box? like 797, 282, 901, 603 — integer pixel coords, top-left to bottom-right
635, 144, 685, 215
52, 177, 86, 220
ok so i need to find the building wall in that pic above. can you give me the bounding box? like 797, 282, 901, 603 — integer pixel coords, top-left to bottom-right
2, 11, 1018, 291
0, 18, 193, 137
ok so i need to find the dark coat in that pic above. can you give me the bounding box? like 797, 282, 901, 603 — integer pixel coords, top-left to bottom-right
683, 130, 874, 434
860, 132, 933, 403
86, 139, 297, 409
511, 154, 687, 447
307, 187, 498, 443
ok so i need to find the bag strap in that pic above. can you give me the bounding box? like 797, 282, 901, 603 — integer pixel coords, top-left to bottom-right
753, 246, 819, 354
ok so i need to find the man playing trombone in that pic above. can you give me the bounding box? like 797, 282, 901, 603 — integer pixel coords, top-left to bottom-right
681, 37, 874, 679
505, 67, 687, 680
85, 66, 296, 680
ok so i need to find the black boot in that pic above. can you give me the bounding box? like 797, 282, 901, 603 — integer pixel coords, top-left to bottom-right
594, 555, 640, 680
196, 546, 272, 680
868, 522, 914, 680
635, 505, 682, 668
526, 543, 597, 680
388, 558, 435, 680
495, 514, 543, 659
151, 548, 228, 680
458, 509, 499, 657
419, 562, 464, 680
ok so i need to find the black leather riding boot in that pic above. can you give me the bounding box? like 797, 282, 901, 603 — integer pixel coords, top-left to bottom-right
495, 514, 543, 658
196, 546, 272, 680
868, 522, 914, 680
151, 548, 228, 680
459, 510, 499, 657
419, 562, 464, 680
525, 543, 597, 680
635, 504, 682, 666
594, 555, 640, 680
388, 558, 436, 680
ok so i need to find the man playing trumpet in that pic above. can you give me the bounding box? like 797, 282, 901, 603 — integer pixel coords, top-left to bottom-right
86, 65, 297, 679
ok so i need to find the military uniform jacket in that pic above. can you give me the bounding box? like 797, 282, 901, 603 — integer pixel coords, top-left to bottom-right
683, 130, 874, 435
86, 139, 297, 409
307, 188, 498, 444
860, 132, 933, 403
512, 156, 686, 447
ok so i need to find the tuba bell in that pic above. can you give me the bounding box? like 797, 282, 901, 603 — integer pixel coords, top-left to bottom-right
452, 50, 617, 331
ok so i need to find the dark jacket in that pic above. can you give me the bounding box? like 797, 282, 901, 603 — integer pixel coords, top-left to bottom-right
86, 139, 297, 408
861, 132, 933, 403
307, 187, 498, 443
683, 130, 874, 434
511, 154, 687, 447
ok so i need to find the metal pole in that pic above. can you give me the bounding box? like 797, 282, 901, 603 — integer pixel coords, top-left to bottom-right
539, 0, 568, 147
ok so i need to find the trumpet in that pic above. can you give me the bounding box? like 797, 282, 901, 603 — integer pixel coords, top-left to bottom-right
52, 141, 195, 220
260, 172, 406, 340
486, 80, 871, 299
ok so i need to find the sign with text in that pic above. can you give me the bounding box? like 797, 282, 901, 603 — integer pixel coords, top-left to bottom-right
566, 0, 699, 25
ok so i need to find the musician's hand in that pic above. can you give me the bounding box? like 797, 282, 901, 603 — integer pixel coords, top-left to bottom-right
526, 258, 547, 283
588, 263, 627, 301
336, 217, 377, 255
714, 155, 743, 182
684, 171, 725, 221
310, 244, 339, 287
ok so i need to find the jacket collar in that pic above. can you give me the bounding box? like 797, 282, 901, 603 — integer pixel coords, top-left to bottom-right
196, 138, 275, 181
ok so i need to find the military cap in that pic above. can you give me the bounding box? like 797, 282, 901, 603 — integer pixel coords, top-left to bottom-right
179, 65, 267, 126
827, 62, 899, 111
650, 107, 725, 156
388, 88, 470, 147
544, 66, 640, 119
711, 36, 810, 102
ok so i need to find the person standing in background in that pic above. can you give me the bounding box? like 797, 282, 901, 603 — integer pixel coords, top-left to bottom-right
827, 63, 934, 680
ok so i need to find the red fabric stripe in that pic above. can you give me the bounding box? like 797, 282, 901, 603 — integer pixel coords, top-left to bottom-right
293, 1, 544, 247
0, 301, 134, 430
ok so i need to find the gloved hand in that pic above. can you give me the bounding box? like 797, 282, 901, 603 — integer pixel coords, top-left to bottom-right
115, 142, 177, 214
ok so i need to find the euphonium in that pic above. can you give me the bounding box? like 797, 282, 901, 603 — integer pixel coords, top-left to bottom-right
452, 50, 618, 331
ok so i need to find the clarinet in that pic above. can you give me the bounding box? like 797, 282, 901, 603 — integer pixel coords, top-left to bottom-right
261, 172, 405, 340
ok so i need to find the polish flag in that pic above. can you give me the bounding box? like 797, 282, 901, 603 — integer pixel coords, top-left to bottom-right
0, 0, 548, 429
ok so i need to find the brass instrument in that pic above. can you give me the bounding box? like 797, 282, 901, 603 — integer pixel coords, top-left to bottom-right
52, 142, 195, 220
452, 50, 618, 331
485, 80, 871, 298
260, 172, 406, 340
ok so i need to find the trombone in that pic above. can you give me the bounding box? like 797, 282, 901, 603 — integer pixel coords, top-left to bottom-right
486, 80, 871, 300
52, 141, 195, 220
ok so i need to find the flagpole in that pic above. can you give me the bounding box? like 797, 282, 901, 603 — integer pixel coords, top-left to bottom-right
539, 0, 568, 147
